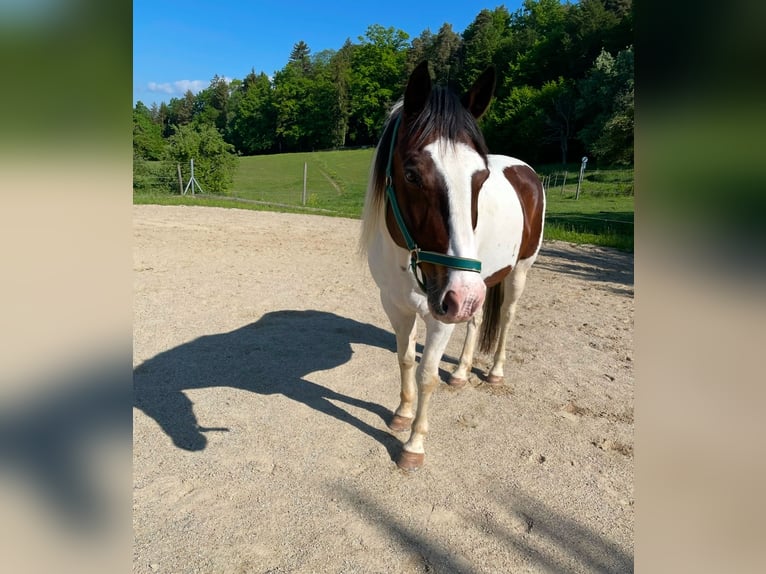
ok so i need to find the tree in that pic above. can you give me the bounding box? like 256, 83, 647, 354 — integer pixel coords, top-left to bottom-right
164, 123, 237, 193
193, 75, 230, 132
406, 29, 435, 77
163, 90, 196, 137
577, 46, 634, 164
289, 41, 312, 75
539, 77, 577, 165
133, 101, 166, 160
305, 53, 346, 149
505, 0, 569, 88
228, 70, 275, 154
272, 61, 312, 151
591, 86, 633, 165
132, 3, 633, 164
457, 7, 511, 92
406, 24, 462, 86
564, 0, 622, 79
327, 39, 355, 147
432, 24, 463, 85
348, 25, 409, 145
484, 84, 547, 161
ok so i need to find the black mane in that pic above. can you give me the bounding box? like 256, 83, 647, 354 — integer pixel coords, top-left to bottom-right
406, 85, 488, 155
361, 84, 489, 256
373, 86, 488, 193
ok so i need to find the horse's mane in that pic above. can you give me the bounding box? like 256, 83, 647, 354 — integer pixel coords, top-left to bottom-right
358, 87, 488, 258
358, 102, 402, 258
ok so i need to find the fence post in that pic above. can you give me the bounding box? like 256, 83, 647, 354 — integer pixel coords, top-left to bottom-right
575, 156, 588, 200
183, 158, 203, 195
302, 162, 308, 206
177, 163, 183, 194
560, 171, 567, 195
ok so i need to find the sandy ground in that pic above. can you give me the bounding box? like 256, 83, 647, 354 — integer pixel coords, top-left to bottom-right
133, 204, 634, 573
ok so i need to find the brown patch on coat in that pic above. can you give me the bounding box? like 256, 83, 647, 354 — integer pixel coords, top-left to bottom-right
384, 149, 448, 253
484, 265, 511, 288
471, 168, 489, 229
504, 165, 545, 260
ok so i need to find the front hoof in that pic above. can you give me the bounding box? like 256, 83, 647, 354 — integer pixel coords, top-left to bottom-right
486, 374, 504, 386
397, 450, 425, 472
448, 375, 467, 388
388, 414, 413, 432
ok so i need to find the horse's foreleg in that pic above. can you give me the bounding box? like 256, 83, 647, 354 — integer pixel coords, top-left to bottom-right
448, 314, 480, 388
399, 318, 455, 471
382, 298, 418, 433
487, 260, 531, 385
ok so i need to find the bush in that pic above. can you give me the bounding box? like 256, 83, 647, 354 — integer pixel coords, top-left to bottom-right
133, 158, 178, 194
164, 124, 238, 194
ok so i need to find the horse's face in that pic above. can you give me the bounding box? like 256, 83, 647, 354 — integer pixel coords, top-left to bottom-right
388, 62, 496, 323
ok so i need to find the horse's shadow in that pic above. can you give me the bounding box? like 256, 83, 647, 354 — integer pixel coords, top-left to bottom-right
134, 310, 404, 460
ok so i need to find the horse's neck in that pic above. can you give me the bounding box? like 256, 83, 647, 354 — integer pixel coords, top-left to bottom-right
487, 154, 531, 172
473, 155, 532, 273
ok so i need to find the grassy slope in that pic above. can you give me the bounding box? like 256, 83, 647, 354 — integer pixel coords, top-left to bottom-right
231, 149, 372, 217
135, 150, 633, 251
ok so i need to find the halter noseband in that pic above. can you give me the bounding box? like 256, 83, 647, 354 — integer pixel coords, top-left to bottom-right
384, 113, 482, 292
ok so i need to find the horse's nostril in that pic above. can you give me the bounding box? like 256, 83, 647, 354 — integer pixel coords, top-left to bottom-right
441, 290, 459, 316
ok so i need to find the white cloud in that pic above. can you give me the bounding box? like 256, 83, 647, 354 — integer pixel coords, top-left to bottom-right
147, 79, 208, 96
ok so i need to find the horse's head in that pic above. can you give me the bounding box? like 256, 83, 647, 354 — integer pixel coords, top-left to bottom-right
386, 61, 496, 323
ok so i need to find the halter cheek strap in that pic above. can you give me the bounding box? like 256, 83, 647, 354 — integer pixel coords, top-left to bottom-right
384, 114, 482, 292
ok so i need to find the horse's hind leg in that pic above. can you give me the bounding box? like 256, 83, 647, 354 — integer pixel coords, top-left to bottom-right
449, 315, 480, 388
381, 297, 418, 432
487, 258, 533, 385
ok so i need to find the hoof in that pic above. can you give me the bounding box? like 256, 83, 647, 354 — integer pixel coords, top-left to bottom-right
388, 414, 413, 432
397, 450, 425, 472
486, 374, 504, 386
448, 375, 467, 388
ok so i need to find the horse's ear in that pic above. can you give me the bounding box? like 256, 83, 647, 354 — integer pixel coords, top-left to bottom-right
462, 66, 496, 119
403, 61, 432, 120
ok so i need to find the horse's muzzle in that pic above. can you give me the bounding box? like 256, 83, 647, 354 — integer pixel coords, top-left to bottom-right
432, 282, 486, 323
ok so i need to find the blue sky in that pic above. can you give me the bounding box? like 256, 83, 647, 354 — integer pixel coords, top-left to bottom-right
133, 1, 523, 106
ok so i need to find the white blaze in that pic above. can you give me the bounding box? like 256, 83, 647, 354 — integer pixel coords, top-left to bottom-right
423, 139, 486, 260
423, 138, 487, 322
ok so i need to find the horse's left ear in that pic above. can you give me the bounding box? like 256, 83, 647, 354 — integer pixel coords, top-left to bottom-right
404, 61, 432, 120
461, 67, 496, 119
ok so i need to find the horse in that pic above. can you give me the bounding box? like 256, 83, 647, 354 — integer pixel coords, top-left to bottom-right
359, 61, 546, 471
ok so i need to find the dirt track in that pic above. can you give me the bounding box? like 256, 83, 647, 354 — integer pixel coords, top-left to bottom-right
133, 205, 634, 573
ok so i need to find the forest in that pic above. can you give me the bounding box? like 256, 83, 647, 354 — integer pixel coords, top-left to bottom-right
133, 0, 633, 173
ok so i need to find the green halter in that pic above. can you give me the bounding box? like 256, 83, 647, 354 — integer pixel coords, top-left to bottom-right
384, 114, 482, 291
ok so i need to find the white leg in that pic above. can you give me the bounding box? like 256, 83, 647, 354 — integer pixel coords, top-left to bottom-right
381, 296, 418, 432
449, 314, 481, 388
399, 315, 455, 471
487, 261, 531, 385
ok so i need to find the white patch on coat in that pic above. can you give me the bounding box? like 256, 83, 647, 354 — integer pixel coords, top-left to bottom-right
424, 139, 487, 321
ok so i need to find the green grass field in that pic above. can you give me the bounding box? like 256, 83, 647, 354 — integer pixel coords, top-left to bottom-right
537, 164, 633, 251
135, 150, 633, 251
230, 149, 373, 217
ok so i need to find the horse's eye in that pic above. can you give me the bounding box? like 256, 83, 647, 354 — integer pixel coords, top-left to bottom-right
404, 169, 421, 186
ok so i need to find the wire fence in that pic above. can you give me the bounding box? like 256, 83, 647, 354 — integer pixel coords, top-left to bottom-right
133, 159, 184, 195
133, 155, 368, 218
539, 168, 634, 198
133, 159, 634, 234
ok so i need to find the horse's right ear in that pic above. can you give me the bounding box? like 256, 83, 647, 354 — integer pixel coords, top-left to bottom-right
404, 61, 432, 120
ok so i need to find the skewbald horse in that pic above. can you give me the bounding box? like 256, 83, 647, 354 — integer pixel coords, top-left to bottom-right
360, 61, 546, 471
